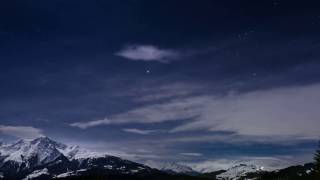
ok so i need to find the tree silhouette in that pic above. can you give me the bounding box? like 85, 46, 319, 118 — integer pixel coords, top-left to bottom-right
314, 141, 320, 176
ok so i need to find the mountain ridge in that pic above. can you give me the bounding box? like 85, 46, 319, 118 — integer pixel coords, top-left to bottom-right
0, 137, 159, 180
0, 137, 317, 180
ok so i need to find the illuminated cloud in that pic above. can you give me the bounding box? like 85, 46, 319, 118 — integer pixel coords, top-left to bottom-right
0, 125, 44, 139
115, 45, 179, 63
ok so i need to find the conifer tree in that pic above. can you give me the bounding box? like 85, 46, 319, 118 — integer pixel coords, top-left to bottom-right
314, 141, 320, 176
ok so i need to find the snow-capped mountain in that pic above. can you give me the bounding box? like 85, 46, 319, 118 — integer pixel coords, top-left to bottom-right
145, 160, 197, 174
0, 137, 315, 180
0, 137, 158, 180
199, 163, 316, 180
215, 164, 265, 180
0, 137, 66, 167
184, 157, 302, 179
186, 157, 295, 173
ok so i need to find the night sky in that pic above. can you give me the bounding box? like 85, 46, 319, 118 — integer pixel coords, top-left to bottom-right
1, 0, 320, 166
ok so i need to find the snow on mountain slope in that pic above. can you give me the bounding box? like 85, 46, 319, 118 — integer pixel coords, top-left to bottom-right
216, 164, 264, 180
0, 137, 65, 167
53, 169, 88, 179
22, 168, 49, 180
0, 136, 106, 167
0, 137, 159, 179
0, 137, 304, 180
56, 144, 105, 160
145, 160, 196, 174
186, 157, 295, 173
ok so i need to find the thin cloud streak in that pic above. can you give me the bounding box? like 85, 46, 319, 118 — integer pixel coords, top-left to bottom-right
70, 118, 111, 129
172, 83, 320, 138
122, 128, 156, 135
70, 96, 211, 129
179, 153, 203, 157
115, 45, 180, 63
71, 83, 320, 140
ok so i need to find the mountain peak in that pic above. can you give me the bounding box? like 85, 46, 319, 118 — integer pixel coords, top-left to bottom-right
29, 136, 66, 148
0, 137, 159, 179
0, 136, 66, 166
31, 136, 51, 142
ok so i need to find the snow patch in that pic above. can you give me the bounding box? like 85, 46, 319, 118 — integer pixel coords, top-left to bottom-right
54, 171, 76, 178
186, 157, 295, 173
145, 160, 195, 173
216, 164, 263, 180
57, 145, 106, 160
104, 165, 113, 169
23, 168, 49, 180
53, 169, 88, 179
76, 169, 88, 172
306, 169, 312, 174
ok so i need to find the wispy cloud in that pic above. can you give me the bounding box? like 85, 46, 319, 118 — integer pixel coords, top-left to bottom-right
132, 82, 204, 102
179, 153, 203, 157
163, 133, 315, 146
70, 118, 110, 129
171, 84, 320, 138
71, 83, 320, 140
122, 128, 156, 135
111, 96, 210, 124
115, 45, 179, 63
0, 125, 44, 139
70, 96, 210, 129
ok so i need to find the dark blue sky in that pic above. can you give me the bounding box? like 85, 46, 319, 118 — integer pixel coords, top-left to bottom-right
0, 0, 320, 166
